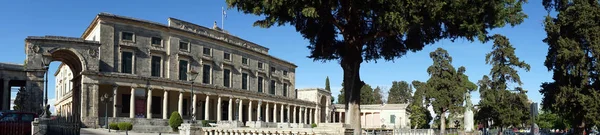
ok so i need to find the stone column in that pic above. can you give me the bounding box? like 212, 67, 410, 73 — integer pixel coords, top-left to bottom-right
303, 107, 307, 124
217, 96, 222, 121
130, 87, 135, 118
248, 100, 252, 121
265, 102, 270, 122
112, 85, 118, 118
163, 90, 169, 119
228, 97, 233, 121
192, 93, 197, 120
147, 88, 152, 119
286, 105, 290, 123
257, 101, 262, 121
205, 95, 210, 120
2, 79, 9, 110
238, 99, 243, 121
362, 112, 367, 127
280, 104, 284, 123
178, 92, 183, 117
338, 112, 342, 123
273, 103, 278, 123
292, 105, 296, 123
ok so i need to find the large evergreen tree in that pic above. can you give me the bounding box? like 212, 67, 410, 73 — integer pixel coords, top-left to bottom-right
388, 81, 412, 104
360, 84, 375, 104
540, 0, 600, 133
408, 80, 432, 129
476, 35, 531, 130
226, 0, 526, 133
424, 48, 477, 133
325, 76, 331, 91
373, 86, 384, 104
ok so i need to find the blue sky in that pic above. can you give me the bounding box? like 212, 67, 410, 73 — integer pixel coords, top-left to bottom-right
0, 0, 552, 111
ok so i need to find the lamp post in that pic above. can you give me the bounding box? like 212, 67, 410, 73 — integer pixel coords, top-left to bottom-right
41, 57, 51, 118
101, 93, 113, 131
187, 69, 199, 124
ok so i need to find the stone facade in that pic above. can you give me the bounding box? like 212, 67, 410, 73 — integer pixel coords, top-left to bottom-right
332, 104, 410, 129
54, 63, 73, 117
27, 13, 327, 132
0, 63, 29, 111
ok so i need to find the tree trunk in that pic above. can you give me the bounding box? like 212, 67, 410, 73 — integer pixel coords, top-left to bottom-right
441, 113, 446, 135
341, 56, 364, 135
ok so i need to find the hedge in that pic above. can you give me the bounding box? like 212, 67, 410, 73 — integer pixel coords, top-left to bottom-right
169, 111, 183, 131
117, 122, 133, 131
108, 123, 119, 130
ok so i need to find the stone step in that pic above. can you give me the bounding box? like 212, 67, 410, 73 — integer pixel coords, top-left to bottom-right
131, 125, 174, 133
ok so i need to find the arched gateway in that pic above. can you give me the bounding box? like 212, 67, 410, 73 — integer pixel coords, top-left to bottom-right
25, 36, 100, 134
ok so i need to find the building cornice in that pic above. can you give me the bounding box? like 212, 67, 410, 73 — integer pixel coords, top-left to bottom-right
80, 12, 297, 68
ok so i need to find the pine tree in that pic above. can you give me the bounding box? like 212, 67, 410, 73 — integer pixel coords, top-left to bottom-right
408, 80, 432, 129
372, 86, 384, 104
226, 0, 526, 133
388, 81, 412, 104
360, 84, 375, 104
540, 0, 600, 133
424, 48, 477, 133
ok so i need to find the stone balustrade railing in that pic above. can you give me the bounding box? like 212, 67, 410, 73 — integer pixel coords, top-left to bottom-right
200, 127, 345, 135
179, 123, 346, 135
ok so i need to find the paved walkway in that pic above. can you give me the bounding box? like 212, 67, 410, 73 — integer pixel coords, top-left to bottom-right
80, 128, 178, 135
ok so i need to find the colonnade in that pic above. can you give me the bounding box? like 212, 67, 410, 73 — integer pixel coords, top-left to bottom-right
107, 85, 321, 125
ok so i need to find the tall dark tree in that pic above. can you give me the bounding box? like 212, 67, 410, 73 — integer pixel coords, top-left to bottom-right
408, 80, 432, 129
424, 48, 477, 133
326, 76, 335, 103
373, 86, 384, 104
476, 35, 531, 130
360, 84, 375, 104
337, 83, 345, 104
388, 81, 412, 104
325, 76, 331, 92
226, 0, 526, 133
540, 0, 600, 134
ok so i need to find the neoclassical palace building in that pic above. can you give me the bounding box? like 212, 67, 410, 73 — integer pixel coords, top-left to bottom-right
43, 13, 333, 131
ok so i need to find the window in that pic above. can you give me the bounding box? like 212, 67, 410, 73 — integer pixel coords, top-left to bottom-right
202, 65, 211, 84
203, 47, 211, 56
151, 37, 162, 45
223, 69, 231, 87
121, 51, 133, 74
390, 115, 396, 123
258, 62, 263, 69
179, 42, 189, 51
242, 73, 248, 90
179, 60, 188, 81
270, 67, 276, 73
224, 52, 231, 60
270, 80, 276, 95
283, 83, 288, 97
121, 32, 134, 41
258, 77, 263, 93
122, 94, 130, 113
242, 57, 248, 65
151, 56, 161, 77
283, 70, 288, 76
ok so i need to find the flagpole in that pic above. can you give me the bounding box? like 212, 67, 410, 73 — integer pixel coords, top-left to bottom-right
222, 7, 224, 30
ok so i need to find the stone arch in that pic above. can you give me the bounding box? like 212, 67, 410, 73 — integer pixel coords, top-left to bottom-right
319, 95, 327, 123
23, 36, 100, 125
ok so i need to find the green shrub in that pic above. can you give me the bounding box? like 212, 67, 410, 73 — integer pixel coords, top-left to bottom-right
169, 111, 183, 131
108, 123, 119, 130
201, 120, 217, 127
117, 122, 133, 131
311, 123, 317, 128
